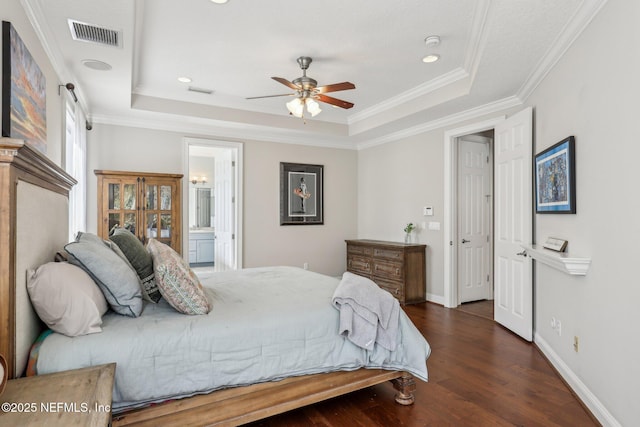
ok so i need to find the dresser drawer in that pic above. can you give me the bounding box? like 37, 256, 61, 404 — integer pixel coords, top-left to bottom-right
373, 247, 404, 261
372, 259, 404, 281
347, 255, 372, 275
348, 245, 373, 256
375, 278, 404, 300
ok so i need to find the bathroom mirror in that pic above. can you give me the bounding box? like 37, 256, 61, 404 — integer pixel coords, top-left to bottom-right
190, 187, 213, 228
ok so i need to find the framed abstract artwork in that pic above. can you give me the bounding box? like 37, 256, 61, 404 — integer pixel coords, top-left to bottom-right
280, 162, 323, 225
535, 136, 576, 214
2, 21, 47, 153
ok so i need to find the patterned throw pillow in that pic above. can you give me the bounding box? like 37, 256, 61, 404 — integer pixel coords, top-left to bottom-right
109, 227, 161, 303
146, 239, 210, 315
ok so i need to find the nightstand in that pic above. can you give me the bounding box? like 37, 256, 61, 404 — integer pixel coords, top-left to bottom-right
0, 363, 115, 427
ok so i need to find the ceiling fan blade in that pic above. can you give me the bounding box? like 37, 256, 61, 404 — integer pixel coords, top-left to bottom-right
315, 82, 355, 94
246, 93, 294, 100
315, 93, 354, 109
272, 77, 300, 90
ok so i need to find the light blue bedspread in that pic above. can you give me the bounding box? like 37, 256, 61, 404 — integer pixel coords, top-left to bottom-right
36, 267, 430, 411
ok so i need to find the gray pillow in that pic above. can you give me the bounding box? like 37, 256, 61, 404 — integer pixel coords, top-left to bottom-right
109, 227, 161, 303
65, 232, 143, 317
27, 262, 109, 337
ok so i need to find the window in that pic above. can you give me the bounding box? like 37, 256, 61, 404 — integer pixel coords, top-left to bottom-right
65, 101, 87, 242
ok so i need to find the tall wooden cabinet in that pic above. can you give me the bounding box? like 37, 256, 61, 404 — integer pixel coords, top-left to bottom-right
95, 170, 183, 253
345, 239, 426, 305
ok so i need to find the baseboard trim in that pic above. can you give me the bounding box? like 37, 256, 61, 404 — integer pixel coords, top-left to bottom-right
426, 293, 445, 306
534, 333, 620, 427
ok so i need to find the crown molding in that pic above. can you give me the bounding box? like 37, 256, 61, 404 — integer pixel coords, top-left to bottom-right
348, 0, 492, 128
356, 95, 522, 150
463, 0, 492, 82
21, 0, 92, 119
92, 112, 356, 150
517, 0, 609, 101
93, 95, 523, 152
348, 67, 469, 125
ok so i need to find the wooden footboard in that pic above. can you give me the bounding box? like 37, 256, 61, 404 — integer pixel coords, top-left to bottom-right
112, 369, 415, 427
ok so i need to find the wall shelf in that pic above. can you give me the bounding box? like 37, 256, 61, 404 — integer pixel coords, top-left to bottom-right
521, 244, 591, 276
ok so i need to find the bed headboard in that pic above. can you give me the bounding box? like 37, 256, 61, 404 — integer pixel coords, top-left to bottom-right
0, 138, 76, 379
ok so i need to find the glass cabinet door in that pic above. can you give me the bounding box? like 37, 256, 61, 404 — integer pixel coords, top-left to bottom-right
104, 179, 138, 237
143, 180, 175, 248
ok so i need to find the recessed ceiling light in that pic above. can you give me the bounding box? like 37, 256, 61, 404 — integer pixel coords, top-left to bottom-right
81, 59, 112, 71
210, 0, 228, 3
177, 76, 192, 83
422, 54, 440, 63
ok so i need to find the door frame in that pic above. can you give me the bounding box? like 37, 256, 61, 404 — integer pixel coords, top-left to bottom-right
443, 116, 505, 308
182, 137, 243, 269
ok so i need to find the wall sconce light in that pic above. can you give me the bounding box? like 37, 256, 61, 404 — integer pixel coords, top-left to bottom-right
191, 176, 207, 185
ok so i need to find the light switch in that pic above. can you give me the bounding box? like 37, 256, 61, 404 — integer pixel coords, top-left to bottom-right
428, 221, 441, 231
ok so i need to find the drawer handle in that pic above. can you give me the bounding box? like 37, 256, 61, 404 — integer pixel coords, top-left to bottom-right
395, 268, 400, 275
395, 289, 399, 295
366, 263, 370, 269
348, 260, 352, 267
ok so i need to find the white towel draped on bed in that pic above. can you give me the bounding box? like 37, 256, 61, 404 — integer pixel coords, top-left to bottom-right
332, 272, 400, 351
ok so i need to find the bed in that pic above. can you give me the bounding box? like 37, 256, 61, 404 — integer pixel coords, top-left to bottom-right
0, 139, 430, 426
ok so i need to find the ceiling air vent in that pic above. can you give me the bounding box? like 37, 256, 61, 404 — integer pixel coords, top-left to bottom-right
68, 19, 121, 48
188, 86, 214, 95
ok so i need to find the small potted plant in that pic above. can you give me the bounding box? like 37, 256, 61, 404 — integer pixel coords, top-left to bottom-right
404, 222, 415, 243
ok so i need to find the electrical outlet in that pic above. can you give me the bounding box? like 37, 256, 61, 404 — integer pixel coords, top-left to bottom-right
303, 262, 309, 270
556, 320, 562, 336
574, 336, 579, 352
551, 317, 562, 336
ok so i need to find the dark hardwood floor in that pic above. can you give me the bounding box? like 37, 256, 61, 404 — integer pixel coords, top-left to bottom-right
248, 303, 598, 426
455, 299, 494, 321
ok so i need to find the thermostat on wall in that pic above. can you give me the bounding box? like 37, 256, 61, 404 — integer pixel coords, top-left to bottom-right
423, 206, 433, 216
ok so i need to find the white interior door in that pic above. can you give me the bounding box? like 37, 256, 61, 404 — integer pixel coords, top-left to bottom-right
457, 137, 492, 303
214, 150, 235, 271
494, 107, 533, 341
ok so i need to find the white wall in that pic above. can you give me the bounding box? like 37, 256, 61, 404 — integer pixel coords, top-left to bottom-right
357, 133, 445, 301
525, 0, 639, 425
2, 1, 64, 165
87, 124, 358, 277
357, 1, 637, 424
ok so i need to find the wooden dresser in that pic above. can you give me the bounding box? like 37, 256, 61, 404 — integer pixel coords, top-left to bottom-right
345, 240, 426, 305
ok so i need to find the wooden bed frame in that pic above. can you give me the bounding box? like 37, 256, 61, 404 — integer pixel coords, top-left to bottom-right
0, 138, 417, 426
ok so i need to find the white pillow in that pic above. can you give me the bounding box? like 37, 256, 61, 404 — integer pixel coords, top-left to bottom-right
27, 262, 109, 337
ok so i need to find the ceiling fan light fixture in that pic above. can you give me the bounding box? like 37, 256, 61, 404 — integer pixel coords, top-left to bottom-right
306, 98, 322, 117
177, 76, 192, 83
286, 98, 304, 117
422, 54, 440, 63
210, 0, 228, 3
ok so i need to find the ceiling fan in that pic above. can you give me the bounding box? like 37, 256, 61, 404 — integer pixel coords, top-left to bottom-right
246, 56, 355, 118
